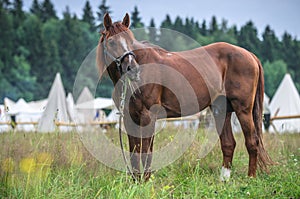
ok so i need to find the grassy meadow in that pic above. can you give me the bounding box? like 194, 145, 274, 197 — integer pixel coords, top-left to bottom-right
0, 127, 299, 198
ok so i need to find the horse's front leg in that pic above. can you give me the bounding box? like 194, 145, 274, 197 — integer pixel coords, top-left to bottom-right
140, 132, 155, 181
139, 113, 155, 181
127, 134, 142, 181
125, 112, 155, 182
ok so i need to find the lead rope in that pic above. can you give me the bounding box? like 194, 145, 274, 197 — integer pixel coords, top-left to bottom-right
119, 76, 138, 182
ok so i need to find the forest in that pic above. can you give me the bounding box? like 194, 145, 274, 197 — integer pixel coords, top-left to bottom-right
1, 0, 300, 103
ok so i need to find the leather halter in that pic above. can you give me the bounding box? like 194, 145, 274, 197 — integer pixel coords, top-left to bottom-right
102, 37, 136, 75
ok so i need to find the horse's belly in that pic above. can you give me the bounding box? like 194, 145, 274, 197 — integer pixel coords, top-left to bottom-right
160, 86, 211, 118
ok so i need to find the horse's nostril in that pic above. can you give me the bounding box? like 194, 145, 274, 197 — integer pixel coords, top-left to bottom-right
127, 66, 131, 71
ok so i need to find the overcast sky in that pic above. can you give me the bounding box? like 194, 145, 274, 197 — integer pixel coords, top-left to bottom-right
23, 0, 300, 39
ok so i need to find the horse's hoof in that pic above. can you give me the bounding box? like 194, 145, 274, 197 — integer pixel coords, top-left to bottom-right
220, 166, 231, 182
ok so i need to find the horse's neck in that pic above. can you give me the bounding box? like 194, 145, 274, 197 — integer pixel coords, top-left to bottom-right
134, 41, 169, 64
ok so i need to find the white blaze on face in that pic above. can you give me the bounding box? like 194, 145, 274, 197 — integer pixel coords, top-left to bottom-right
120, 37, 132, 63
220, 166, 231, 181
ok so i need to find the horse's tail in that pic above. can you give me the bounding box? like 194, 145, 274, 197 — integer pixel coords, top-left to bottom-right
252, 53, 275, 172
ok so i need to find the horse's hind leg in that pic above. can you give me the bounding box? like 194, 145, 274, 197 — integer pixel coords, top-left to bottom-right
234, 109, 258, 177
212, 110, 236, 181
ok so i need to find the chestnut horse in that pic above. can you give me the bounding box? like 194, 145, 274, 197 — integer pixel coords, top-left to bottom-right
97, 13, 274, 181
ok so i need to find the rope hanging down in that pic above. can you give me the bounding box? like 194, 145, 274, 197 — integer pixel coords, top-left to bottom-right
118, 76, 138, 181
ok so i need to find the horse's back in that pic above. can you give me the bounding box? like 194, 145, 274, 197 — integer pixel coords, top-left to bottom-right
203, 42, 261, 104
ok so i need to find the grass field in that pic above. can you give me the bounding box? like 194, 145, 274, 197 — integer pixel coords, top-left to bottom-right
0, 127, 299, 198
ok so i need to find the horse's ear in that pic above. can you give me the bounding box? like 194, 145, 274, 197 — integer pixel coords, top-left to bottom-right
122, 13, 130, 28
103, 13, 112, 30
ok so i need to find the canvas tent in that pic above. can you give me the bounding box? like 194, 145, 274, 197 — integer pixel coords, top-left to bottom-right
76, 97, 114, 110
76, 86, 94, 104
66, 92, 77, 122
75, 87, 95, 123
38, 73, 70, 132
76, 97, 114, 122
2, 97, 47, 131
269, 74, 300, 133
107, 107, 119, 122
0, 104, 10, 132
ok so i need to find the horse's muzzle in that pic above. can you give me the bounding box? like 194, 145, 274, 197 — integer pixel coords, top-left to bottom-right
127, 65, 140, 81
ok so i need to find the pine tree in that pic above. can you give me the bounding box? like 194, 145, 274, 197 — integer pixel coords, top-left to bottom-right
1, 0, 11, 10
11, 0, 24, 25
281, 32, 300, 90
148, 18, 157, 43
41, 19, 62, 95
237, 21, 261, 56
41, 0, 57, 22
58, 6, 96, 94
209, 16, 218, 34
261, 25, 280, 62
159, 15, 175, 50
173, 16, 183, 33
184, 17, 198, 39
220, 19, 228, 33
200, 20, 208, 36
30, 0, 42, 18
82, 0, 95, 31
161, 14, 172, 29
0, 2, 13, 67
22, 15, 47, 98
131, 6, 144, 28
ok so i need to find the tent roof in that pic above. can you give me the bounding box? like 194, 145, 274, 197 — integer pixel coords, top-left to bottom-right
4, 97, 46, 115
38, 73, 70, 132
28, 99, 48, 112
270, 74, 300, 116
76, 87, 94, 105
76, 97, 115, 110
269, 73, 300, 132
66, 92, 77, 122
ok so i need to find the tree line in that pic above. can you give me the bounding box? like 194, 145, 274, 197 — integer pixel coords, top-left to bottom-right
0, 0, 300, 104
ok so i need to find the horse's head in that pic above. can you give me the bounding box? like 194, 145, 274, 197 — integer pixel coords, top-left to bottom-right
98, 13, 140, 82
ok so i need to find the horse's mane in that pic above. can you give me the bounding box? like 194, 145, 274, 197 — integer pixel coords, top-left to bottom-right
100, 21, 169, 56
100, 22, 129, 42
140, 41, 168, 52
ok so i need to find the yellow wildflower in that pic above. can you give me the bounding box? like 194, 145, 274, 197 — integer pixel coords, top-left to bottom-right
19, 158, 36, 173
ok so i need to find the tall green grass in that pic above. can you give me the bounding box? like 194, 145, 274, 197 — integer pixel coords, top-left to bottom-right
0, 129, 299, 198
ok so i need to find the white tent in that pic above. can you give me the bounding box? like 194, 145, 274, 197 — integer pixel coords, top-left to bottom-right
107, 107, 119, 122
38, 73, 70, 132
28, 99, 48, 112
75, 87, 95, 123
76, 86, 94, 104
0, 104, 10, 132
8, 98, 36, 114
66, 92, 77, 122
76, 97, 114, 110
75, 97, 114, 123
269, 74, 300, 133
3, 98, 47, 132
4, 97, 16, 114
4, 97, 47, 115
